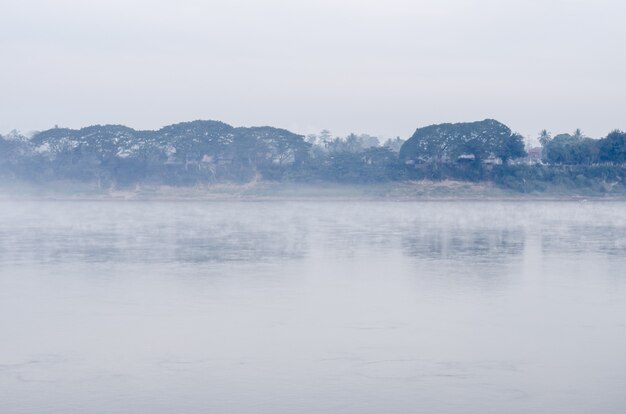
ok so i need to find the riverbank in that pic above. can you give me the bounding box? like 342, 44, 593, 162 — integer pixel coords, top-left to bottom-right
2, 180, 626, 201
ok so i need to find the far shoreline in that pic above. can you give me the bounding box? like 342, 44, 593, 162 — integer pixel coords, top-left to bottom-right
1, 180, 626, 202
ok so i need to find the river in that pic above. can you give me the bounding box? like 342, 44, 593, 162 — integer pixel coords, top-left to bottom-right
1, 200, 625, 413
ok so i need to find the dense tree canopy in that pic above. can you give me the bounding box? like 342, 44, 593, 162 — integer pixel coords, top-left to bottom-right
541, 130, 625, 165
599, 130, 626, 164
399, 119, 526, 164
1, 119, 625, 191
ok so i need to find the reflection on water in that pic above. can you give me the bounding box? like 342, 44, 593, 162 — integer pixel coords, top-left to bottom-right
0, 200, 625, 414
2, 201, 624, 264
402, 227, 525, 260
541, 224, 626, 256
0, 203, 309, 264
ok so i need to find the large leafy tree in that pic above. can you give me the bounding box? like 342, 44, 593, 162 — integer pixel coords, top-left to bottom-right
544, 134, 598, 165
598, 130, 626, 164
493, 133, 526, 164
399, 119, 526, 163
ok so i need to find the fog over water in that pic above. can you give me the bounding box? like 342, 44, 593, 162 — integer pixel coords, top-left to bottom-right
1, 201, 625, 413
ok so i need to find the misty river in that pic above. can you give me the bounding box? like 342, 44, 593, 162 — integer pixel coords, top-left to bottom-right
1, 200, 625, 413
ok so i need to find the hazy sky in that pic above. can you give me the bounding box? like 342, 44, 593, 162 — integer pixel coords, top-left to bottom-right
2, 0, 625, 141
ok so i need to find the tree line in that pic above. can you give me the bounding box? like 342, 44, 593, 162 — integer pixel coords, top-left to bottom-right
0, 119, 625, 192
538, 129, 626, 165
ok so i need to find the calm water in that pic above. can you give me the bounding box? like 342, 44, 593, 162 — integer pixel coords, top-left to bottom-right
1, 200, 625, 413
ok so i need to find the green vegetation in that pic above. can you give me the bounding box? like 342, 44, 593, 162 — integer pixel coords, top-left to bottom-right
399, 119, 526, 164
1, 119, 625, 195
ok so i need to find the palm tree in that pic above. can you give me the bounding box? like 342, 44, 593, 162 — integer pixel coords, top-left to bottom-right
538, 129, 551, 146
573, 128, 584, 140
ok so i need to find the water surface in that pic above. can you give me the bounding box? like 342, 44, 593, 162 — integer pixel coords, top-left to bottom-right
1, 200, 625, 413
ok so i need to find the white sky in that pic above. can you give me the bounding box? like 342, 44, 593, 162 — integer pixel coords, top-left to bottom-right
1, 0, 625, 141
